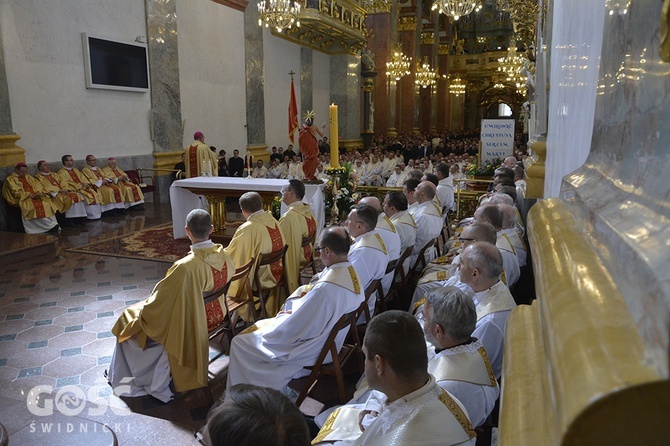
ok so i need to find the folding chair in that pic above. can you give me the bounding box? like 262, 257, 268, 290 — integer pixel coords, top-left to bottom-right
204, 258, 255, 359
375, 258, 398, 315
300, 233, 317, 285
291, 309, 361, 406
253, 244, 290, 319
408, 238, 438, 286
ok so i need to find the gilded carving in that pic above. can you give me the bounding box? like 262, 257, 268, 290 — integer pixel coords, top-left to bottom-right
398, 16, 417, 31
662, 0, 670, 62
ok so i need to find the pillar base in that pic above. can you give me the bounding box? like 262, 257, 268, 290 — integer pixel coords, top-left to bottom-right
0, 134, 25, 168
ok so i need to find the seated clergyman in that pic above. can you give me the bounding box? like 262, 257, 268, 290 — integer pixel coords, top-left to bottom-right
226, 226, 363, 394
108, 209, 234, 402
313, 310, 476, 445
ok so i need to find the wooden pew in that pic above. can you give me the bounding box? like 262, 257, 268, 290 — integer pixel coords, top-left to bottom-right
500, 198, 670, 445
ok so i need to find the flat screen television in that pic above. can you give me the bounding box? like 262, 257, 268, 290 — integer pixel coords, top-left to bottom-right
82, 33, 149, 92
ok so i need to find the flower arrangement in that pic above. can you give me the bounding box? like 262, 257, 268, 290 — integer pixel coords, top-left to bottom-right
465, 158, 503, 178
271, 196, 282, 220
323, 162, 358, 223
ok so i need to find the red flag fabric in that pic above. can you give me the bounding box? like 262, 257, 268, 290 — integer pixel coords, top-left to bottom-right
288, 79, 298, 144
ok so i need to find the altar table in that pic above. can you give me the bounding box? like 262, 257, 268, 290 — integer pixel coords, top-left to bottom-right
170, 177, 325, 239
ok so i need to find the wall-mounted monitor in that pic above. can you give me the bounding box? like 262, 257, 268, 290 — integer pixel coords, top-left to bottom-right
82, 33, 149, 92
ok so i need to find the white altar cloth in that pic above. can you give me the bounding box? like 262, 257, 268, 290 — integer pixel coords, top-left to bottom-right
169, 177, 325, 239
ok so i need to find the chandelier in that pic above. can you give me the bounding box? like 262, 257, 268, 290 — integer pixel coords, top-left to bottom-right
385, 45, 411, 81
258, 0, 301, 33
414, 58, 439, 88
448, 76, 467, 96
498, 45, 528, 93
431, 0, 482, 20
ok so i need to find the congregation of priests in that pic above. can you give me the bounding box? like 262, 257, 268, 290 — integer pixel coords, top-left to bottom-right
98, 128, 528, 445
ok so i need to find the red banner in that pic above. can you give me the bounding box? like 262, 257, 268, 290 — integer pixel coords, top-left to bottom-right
288, 78, 298, 144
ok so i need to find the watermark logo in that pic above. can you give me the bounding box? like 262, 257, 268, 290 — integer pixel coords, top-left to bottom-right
26, 376, 134, 417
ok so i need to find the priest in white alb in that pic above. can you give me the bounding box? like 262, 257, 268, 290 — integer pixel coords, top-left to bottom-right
226, 226, 364, 393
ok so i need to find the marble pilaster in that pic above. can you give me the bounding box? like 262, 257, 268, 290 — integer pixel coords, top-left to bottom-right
300, 47, 313, 114
330, 53, 362, 148
145, 0, 182, 153
244, 4, 265, 148
0, 19, 24, 168
0, 20, 12, 135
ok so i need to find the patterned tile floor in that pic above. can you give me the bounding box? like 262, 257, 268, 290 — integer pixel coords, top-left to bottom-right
0, 203, 211, 445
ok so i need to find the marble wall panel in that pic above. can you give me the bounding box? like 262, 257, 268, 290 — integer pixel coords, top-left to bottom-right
560, 0, 670, 377
330, 54, 361, 142
0, 19, 13, 134
146, 0, 182, 153
244, 4, 265, 146
300, 47, 313, 115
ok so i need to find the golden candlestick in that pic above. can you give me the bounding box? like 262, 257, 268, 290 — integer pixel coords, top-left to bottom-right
329, 104, 339, 167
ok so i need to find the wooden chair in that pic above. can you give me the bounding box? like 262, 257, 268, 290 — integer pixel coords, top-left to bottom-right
386, 246, 413, 310
375, 258, 398, 315
358, 279, 381, 325
126, 169, 157, 202
439, 209, 453, 256
291, 309, 361, 407
204, 258, 255, 359
410, 238, 437, 276
253, 244, 290, 319
300, 233, 317, 285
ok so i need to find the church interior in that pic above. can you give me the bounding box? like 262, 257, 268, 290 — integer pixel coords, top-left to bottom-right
1, 0, 669, 444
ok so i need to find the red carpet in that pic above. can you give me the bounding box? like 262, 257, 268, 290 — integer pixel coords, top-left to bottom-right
66, 223, 191, 263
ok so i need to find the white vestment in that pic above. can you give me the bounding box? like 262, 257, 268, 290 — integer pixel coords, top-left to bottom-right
385, 172, 407, 187
496, 232, 520, 287
226, 262, 363, 392
472, 281, 516, 380
348, 231, 389, 318
375, 216, 401, 295
410, 201, 443, 269
316, 376, 476, 446
500, 228, 527, 268
389, 210, 416, 276
428, 340, 499, 428
437, 178, 455, 212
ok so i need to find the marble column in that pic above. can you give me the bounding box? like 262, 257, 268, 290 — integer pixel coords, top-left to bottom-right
0, 18, 24, 169
361, 70, 377, 148
244, 3, 267, 157
330, 53, 362, 151
300, 47, 313, 114
146, 0, 182, 154
145, 0, 182, 201
412, 0, 422, 135
387, 0, 399, 137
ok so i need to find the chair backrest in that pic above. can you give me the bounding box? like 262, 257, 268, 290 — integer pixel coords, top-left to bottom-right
293, 308, 361, 406
411, 238, 437, 274
204, 258, 255, 335
301, 232, 317, 278
395, 246, 413, 281
253, 244, 290, 318
126, 169, 140, 184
